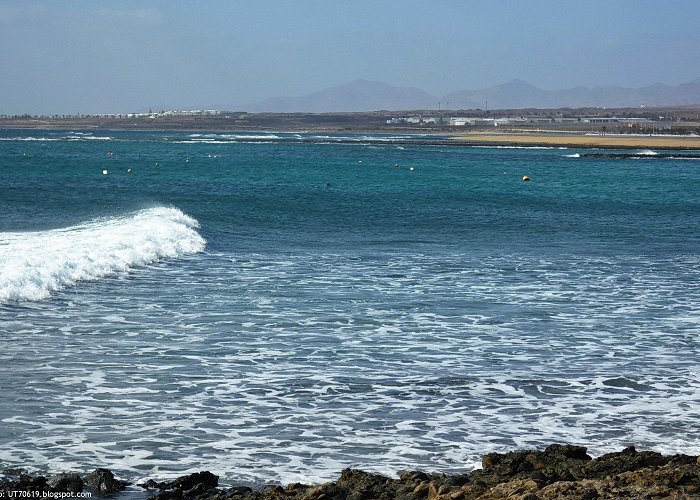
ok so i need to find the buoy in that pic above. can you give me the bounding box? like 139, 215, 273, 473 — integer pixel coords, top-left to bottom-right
107, 152, 113, 156
409, 167, 415, 171
102, 169, 108, 175
522, 175, 530, 182
394, 163, 400, 168
127, 168, 133, 173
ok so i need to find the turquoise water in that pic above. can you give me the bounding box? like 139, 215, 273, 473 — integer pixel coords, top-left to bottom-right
1, 129, 699, 485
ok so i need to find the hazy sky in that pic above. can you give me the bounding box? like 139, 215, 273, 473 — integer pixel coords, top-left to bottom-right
2, 0, 700, 115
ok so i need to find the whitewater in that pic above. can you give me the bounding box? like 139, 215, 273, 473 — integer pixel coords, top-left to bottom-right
0, 207, 205, 302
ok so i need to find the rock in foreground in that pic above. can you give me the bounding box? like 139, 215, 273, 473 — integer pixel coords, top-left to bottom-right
141, 445, 700, 499
3, 444, 699, 499
1, 467, 126, 496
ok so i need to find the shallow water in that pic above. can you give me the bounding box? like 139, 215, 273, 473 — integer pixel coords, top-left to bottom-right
1, 129, 699, 485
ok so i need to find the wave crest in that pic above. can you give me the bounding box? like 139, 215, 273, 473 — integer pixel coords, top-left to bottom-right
0, 207, 205, 302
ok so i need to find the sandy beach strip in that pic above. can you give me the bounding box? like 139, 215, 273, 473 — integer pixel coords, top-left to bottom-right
452, 131, 700, 149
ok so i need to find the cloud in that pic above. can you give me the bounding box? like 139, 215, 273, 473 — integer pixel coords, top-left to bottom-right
96, 7, 165, 27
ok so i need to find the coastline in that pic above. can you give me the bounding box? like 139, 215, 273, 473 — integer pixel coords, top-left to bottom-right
3, 123, 700, 150
3, 445, 699, 499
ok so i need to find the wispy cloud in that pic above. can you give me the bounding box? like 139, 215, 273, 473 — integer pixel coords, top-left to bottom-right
96, 7, 165, 27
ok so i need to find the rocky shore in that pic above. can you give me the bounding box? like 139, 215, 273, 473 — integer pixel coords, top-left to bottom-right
2, 444, 699, 499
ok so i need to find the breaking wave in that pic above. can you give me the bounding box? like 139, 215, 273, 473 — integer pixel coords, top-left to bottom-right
0, 207, 205, 302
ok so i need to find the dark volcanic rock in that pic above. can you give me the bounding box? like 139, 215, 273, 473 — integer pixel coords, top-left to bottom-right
480, 443, 593, 484
84, 468, 126, 493
456, 444, 700, 499
585, 445, 666, 478
48, 472, 84, 493
2, 445, 699, 499
144, 471, 219, 499
2, 474, 50, 492
171, 470, 218, 491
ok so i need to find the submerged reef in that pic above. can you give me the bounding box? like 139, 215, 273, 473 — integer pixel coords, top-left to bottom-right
2, 444, 699, 499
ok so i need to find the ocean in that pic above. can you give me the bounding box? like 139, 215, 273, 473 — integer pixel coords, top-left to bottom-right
1, 129, 699, 487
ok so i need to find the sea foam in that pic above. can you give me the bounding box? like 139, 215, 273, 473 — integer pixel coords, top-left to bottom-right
0, 207, 205, 302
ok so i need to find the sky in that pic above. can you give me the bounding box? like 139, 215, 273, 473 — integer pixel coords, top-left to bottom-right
2, 0, 700, 115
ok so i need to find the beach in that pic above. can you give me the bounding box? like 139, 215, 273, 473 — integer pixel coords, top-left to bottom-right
452, 131, 700, 149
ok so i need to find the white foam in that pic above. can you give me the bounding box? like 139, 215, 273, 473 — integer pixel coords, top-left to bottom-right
0, 137, 61, 142
0, 134, 113, 142
66, 135, 113, 141
186, 133, 281, 140
2, 235, 699, 482
0, 207, 205, 302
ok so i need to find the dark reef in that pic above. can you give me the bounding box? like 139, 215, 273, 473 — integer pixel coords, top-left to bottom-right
2, 444, 699, 499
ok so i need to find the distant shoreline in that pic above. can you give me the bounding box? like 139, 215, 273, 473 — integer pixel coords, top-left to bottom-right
2, 122, 700, 150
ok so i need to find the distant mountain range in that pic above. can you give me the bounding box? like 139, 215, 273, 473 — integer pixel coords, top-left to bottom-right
237, 77, 700, 112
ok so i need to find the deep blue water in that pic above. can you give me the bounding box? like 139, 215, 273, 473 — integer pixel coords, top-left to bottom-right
1, 129, 699, 486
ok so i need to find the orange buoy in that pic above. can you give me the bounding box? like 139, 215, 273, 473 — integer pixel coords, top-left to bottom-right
522, 175, 530, 182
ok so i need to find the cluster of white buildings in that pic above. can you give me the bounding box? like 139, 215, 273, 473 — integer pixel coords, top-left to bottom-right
387, 115, 656, 127
125, 109, 221, 119
386, 116, 438, 125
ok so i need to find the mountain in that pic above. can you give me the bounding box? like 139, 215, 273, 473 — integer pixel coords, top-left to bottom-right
242, 79, 438, 113
446, 77, 700, 109
443, 79, 551, 109
236, 78, 700, 112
